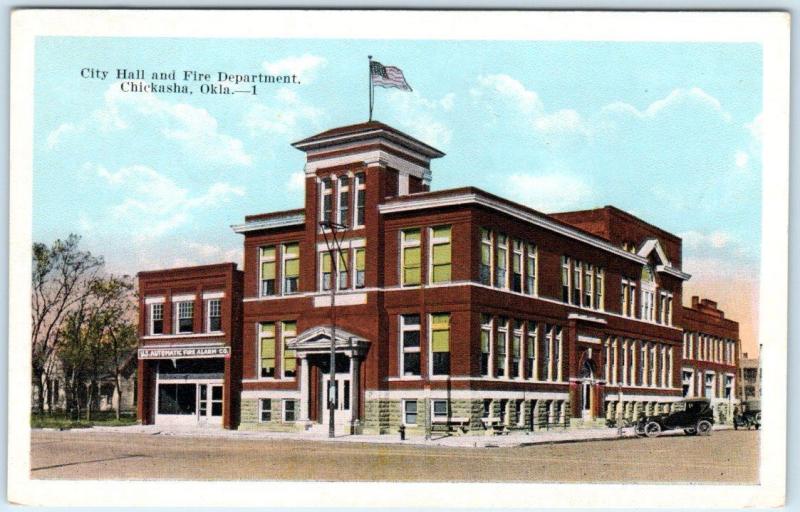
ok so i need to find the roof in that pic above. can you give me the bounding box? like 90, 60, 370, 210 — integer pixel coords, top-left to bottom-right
291, 120, 445, 158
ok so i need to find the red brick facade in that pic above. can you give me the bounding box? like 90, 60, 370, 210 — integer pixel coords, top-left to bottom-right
136, 121, 740, 432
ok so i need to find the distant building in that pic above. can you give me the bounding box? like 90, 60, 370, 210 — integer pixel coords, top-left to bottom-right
680, 297, 741, 423
135, 120, 743, 434
738, 352, 761, 403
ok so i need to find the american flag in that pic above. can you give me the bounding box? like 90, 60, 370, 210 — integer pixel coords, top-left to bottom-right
370, 61, 412, 91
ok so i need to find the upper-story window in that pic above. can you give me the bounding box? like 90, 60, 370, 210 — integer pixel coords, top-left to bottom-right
259, 246, 276, 297
621, 278, 636, 317
206, 298, 221, 333
259, 322, 275, 378
354, 172, 366, 227
526, 321, 537, 380
400, 314, 421, 377
561, 256, 570, 302
495, 234, 508, 288
511, 320, 523, 379
640, 264, 656, 321
282, 243, 300, 294
480, 229, 492, 286
337, 175, 350, 227
175, 301, 194, 334
525, 244, 537, 295
480, 314, 492, 377
337, 251, 349, 290
320, 177, 333, 225
583, 264, 594, 307
496, 317, 508, 378
282, 321, 297, 378
321, 252, 333, 291
562, 256, 604, 311
594, 269, 604, 310
430, 313, 451, 376
149, 303, 164, 335
354, 248, 365, 288
429, 225, 452, 284
401, 228, 421, 286
511, 241, 523, 292
658, 291, 673, 325
572, 261, 582, 306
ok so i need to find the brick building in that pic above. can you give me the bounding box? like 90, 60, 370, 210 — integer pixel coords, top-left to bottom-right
679, 297, 741, 423
738, 352, 761, 402
136, 121, 740, 434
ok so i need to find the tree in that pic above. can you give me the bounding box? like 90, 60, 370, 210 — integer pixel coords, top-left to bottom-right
31, 235, 103, 414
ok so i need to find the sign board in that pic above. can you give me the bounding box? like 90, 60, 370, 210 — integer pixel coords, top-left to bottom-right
138, 346, 230, 359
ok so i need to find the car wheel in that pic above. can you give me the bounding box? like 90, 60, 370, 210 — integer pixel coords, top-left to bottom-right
644, 421, 661, 438
634, 424, 645, 437
755, 424, 760, 431
696, 420, 712, 436
684, 428, 697, 436
733, 421, 739, 430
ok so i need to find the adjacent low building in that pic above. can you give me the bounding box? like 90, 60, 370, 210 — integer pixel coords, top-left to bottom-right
738, 352, 761, 403
136, 120, 741, 434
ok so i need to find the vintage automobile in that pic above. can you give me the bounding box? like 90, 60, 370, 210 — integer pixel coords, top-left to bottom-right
733, 400, 761, 430
634, 398, 715, 438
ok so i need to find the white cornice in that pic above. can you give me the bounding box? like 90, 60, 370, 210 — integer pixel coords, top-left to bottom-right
656, 264, 691, 280
380, 193, 651, 265
293, 129, 444, 159
231, 213, 306, 234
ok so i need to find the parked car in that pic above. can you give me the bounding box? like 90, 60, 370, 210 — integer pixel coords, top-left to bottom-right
634, 398, 715, 438
733, 400, 761, 430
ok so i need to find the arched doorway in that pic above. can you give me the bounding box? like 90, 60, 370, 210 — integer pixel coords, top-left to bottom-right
579, 357, 597, 420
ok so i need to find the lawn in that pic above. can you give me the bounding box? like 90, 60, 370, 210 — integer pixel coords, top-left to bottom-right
31, 411, 137, 430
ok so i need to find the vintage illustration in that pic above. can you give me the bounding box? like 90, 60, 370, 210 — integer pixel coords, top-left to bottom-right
10, 10, 788, 508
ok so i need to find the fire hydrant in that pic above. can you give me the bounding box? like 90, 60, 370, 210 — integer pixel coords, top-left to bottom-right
399, 424, 406, 441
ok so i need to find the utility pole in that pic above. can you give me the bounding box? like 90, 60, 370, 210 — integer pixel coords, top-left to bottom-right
320, 220, 348, 438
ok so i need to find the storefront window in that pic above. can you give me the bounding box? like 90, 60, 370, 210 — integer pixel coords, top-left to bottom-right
158, 384, 196, 415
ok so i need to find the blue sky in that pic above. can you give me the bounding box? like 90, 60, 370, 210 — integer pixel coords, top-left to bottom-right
33, 37, 762, 323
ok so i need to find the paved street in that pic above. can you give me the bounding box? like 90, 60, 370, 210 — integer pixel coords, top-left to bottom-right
30, 428, 758, 483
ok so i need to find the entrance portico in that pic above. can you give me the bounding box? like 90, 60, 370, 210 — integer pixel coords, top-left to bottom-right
287, 326, 370, 433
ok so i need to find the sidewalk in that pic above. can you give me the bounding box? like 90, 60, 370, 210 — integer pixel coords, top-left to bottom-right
69, 423, 733, 448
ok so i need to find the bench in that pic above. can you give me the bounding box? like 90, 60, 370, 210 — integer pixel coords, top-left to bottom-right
431, 416, 470, 434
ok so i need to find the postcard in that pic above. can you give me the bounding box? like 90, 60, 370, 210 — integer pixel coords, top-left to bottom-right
7, 9, 789, 508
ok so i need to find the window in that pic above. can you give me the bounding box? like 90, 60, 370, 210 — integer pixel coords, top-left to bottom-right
541, 324, 550, 381
211, 385, 223, 417
337, 251, 349, 290
283, 399, 296, 422
621, 278, 636, 317
282, 321, 297, 378
259, 323, 276, 378
637, 341, 644, 385
561, 256, 570, 303
515, 399, 524, 426
260, 398, 272, 422
430, 313, 451, 375
354, 172, 366, 227
430, 226, 452, 283
583, 264, 593, 307
149, 303, 163, 335
321, 252, 333, 291
704, 373, 715, 398
320, 177, 333, 224
621, 339, 629, 385
498, 399, 508, 425
480, 314, 492, 377
496, 317, 508, 378
482, 399, 491, 418
594, 269, 604, 310
175, 301, 194, 334
495, 234, 508, 288
432, 399, 449, 420
659, 291, 673, 325
337, 175, 350, 227
403, 399, 418, 425
682, 371, 693, 397
511, 321, 522, 379
525, 243, 537, 295
649, 343, 657, 386
572, 261, 582, 305
354, 248, 366, 288
260, 246, 277, 296
157, 383, 196, 415
640, 265, 655, 321
553, 326, 563, 382
526, 322, 537, 380
206, 299, 221, 332
511, 240, 523, 292
400, 314, 421, 377
282, 243, 300, 294
401, 229, 421, 286
480, 229, 492, 285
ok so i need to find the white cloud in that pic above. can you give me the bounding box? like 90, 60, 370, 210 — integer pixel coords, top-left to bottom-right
262, 54, 326, 84
745, 111, 763, 144
534, 109, 589, 137
46, 123, 83, 150
172, 242, 243, 268
385, 90, 454, 147
680, 230, 733, 250
242, 87, 323, 136
91, 163, 245, 239
286, 171, 306, 192
604, 87, 732, 122
92, 83, 252, 166
472, 74, 543, 115
504, 172, 594, 212
735, 150, 750, 169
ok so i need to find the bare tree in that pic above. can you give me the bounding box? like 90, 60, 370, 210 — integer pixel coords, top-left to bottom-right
31, 235, 103, 414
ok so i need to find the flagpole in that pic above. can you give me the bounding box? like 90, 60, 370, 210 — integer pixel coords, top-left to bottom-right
368, 55, 374, 121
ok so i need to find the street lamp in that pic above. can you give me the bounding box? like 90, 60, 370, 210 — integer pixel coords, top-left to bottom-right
320, 220, 348, 438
